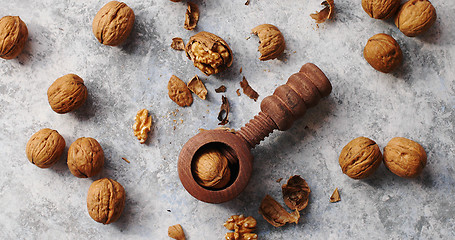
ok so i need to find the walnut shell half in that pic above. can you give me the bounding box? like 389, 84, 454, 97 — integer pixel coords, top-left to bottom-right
26, 128, 66, 168
92, 1, 135, 46
339, 137, 383, 179
186, 31, 233, 76
363, 33, 402, 73
258, 195, 300, 227
47, 74, 88, 114
362, 0, 400, 19
394, 0, 436, 37
281, 175, 310, 211
0, 16, 28, 59
251, 24, 285, 61
383, 137, 427, 178
87, 178, 125, 224
67, 137, 104, 178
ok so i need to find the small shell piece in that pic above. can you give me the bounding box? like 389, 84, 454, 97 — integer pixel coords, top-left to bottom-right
394, 0, 436, 37
363, 33, 402, 73
187, 75, 207, 100
92, 1, 135, 46
168, 75, 193, 107
0, 16, 28, 59
184, 2, 199, 31
240, 77, 259, 101
330, 188, 341, 203
26, 128, 66, 168
339, 137, 383, 179
310, 0, 335, 23
383, 137, 427, 178
87, 178, 125, 224
362, 0, 400, 19
281, 175, 311, 211
258, 195, 300, 227
132, 109, 152, 144
168, 224, 186, 240
171, 37, 185, 51
67, 137, 104, 178
47, 74, 88, 114
251, 24, 285, 61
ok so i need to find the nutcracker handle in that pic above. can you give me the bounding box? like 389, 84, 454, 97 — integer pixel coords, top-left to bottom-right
236, 63, 332, 149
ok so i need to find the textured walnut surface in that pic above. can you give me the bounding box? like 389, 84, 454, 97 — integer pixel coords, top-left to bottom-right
132, 109, 152, 144
363, 33, 402, 73
26, 128, 65, 168
87, 178, 125, 224
362, 0, 400, 19
395, 0, 436, 37
0, 16, 28, 59
383, 137, 427, 178
47, 74, 88, 114
339, 136, 383, 179
67, 137, 104, 178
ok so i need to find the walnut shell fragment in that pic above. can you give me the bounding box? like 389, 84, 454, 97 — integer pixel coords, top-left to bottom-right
186, 31, 233, 76
171, 37, 185, 51
47, 74, 88, 114
224, 215, 258, 240
218, 95, 230, 125
339, 137, 383, 179
192, 148, 231, 189
394, 0, 436, 37
184, 2, 199, 31
330, 188, 341, 203
258, 195, 300, 227
168, 75, 193, 107
87, 178, 125, 224
168, 224, 186, 240
215, 85, 227, 93
251, 24, 285, 61
383, 137, 427, 178
240, 77, 259, 101
0, 16, 28, 60
68, 137, 104, 178
187, 75, 207, 100
310, 0, 335, 23
132, 109, 152, 144
26, 128, 66, 168
281, 175, 311, 211
92, 1, 135, 46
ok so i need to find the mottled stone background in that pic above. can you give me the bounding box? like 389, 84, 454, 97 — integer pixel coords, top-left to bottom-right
0, 0, 454, 239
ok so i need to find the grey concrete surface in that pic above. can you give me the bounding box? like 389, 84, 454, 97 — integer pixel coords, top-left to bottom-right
0, 0, 454, 239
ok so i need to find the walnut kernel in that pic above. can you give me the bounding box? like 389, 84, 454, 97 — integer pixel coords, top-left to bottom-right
224, 215, 258, 240
87, 178, 125, 224
192, 148, 231, 189
47, 74, 88, 114
339, 137, 383, 179
133, 109, 152, 144
383, 137, 427, 178
0, 16, 28, 59
395, 0, 436, 37
68, 137, 104, 178
363, 33, 402, 73
362, 0, 400, 19
251, 24, 285, 61
26, 128, 66, 168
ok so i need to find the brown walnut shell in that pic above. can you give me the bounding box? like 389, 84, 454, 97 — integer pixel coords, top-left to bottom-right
363, 33, 402, 73
258, 195, 300, 227
92, 1, 135, 46
67, 137, 104, 178
186, 31, 233, 76
26, 128, 66, 168
395, 0, 436, 37
339, 137, 383, 179
251, 24, 285, 61
362, 0, 400, 19
47, 74, 88, 114
0, 16, 28, 60
281, 175, 310, 211
87, 178, 125, 224
383, 137, 427, 178
168, 75, 193, 107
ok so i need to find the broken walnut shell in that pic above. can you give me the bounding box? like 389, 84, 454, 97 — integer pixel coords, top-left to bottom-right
281, 175, 311, 211
363, 33, 402, 73
47, 74, 88, 114
87, 178, 125, 224
184, 2, 199, 31
383, 137, 427, 178
310, 0, 335, 23
186, 31, 233, 76
67, 137, 104, 178
394, 0, 436, 37
240, 77, 259, 101
92, 1, 135, 46
218, 95, 230, 125
251, 24, 285, 61
168, 224, 186, 240
192, 148, 231, 189
171, 37, 185, 51
187, 75, 207, 100
26, 128, 66, 168
362, 0, 400, 19
330, 188, 341, 203
339, 137, 383, 179
258, 195, 300, 227
132, 109, 153, 144
168, 75, 193, 107
0, 16, 28, 60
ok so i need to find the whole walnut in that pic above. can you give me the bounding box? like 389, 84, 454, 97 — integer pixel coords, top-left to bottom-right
362, 0, 400, 19
383, 137, 427, 178
47, 74, 88, 114
339, 137, 383, 179
186, 31, 233, 76
26, 128, 66, 168
364, 33, 402, 73
0, 16, 28, 59
252, 24, 285, 61
87, 178, 125, 224
395, 0, 436, 37
92, 1, 135, 46
192, 148, 231, 189
67, 137, 104, 178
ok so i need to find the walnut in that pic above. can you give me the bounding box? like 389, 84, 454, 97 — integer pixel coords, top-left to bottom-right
281, 175, 310, 211
184, 2, 199, 31
395, 0, 436, 37
67, 137, 104, 178
168, 75, 193, 107
132, 109, 152, 144
87, 178, 125, 224
310, 0, 335, 23
383, 137, 427, 178
26, 128, 66, 168
363, 33, 402, 73
224, 215, 258, 240
362, 0, 400, 19
187, 75, 207, 100
258, 195, 300, 227
168, 224, 186, 240
186, 31, 233, 76
251, 24, 285, 61
92, 1, 135, 46
339, 137, 383, 179
192, 148, 231, 189
47, 74, 88, 114
0, 16, 28, 60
